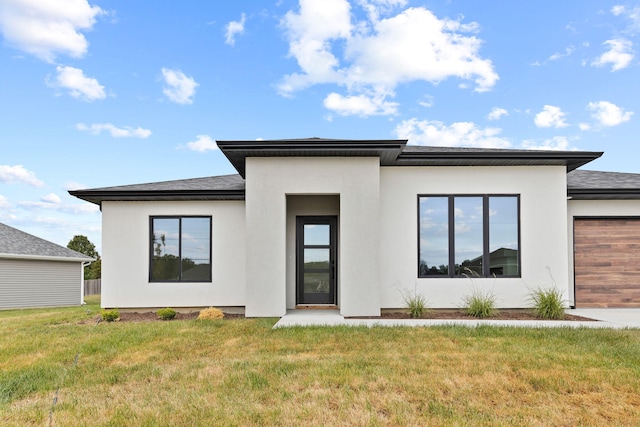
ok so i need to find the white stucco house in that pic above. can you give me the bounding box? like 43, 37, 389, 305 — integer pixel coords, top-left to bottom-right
70, 139, 640, 316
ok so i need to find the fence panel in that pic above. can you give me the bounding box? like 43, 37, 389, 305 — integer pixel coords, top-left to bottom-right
84, 278, 101, 296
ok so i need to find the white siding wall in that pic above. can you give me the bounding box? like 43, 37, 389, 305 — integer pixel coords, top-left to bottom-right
245, 157, 381, 317
379, 166, 570, 308
567, 199, 640, 306
0, 259, 82, 308
101, 200, 246, 308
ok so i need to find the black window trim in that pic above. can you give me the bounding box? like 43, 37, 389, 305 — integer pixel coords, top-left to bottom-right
149, 215, 213, 283
417, 194, 521, 278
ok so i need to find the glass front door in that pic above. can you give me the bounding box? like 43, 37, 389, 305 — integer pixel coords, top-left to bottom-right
296, 216, 337, 305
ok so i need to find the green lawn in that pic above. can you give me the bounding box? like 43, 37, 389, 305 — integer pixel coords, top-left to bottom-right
1, 296, 640, 426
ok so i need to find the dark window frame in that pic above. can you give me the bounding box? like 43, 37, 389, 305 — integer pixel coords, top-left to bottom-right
417, 194, 521, 278
149, 215, 212, 283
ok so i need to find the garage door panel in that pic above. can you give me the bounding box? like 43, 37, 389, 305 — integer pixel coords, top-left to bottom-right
574, 218, 640, 308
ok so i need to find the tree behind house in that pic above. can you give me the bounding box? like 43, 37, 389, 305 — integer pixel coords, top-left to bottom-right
67, 235, 101, 279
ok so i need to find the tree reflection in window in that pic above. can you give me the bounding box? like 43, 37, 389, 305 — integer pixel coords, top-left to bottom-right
151, 216, 211, 282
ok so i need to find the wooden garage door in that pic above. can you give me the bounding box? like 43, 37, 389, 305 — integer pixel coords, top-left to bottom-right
574, 218, 640, 308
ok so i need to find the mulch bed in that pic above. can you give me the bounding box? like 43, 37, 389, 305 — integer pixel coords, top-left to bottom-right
101, 309, 595, 322
95, 311, 244, 323
350, 309, 596, 321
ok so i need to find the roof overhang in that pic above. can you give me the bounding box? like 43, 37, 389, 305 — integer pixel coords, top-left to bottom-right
0, 253, 94, 263
69, 189, 245, 206
567, 189, 640, 200
217, 138, 408, 177
395, 148, 603, 172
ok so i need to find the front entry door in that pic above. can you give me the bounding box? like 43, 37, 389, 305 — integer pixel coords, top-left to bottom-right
296, 216, 337, 305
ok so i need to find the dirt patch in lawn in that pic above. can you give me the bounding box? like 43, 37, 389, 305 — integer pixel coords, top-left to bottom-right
350, 309, 596, 321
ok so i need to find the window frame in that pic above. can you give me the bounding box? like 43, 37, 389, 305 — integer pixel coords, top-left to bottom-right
417, 194, 521, 278
149, 215, 213, 283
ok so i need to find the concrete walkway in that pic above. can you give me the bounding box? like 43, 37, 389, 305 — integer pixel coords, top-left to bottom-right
273, 308, 640, 329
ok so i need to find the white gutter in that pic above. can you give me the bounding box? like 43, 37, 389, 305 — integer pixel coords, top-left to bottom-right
0, 252, 94, 263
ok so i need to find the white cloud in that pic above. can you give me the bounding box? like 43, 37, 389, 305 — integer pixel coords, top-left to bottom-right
534, 105, 568, 128
49, 66, 106, 101
0, 0, 104, 62
76, 123, 152, 138
357, 0, 407, 22
18, 200, 99, 214
395, 118, 511, 148
225, 13, 246, 46
323, 92, 398, 116
0, 165, 45, 187
418, 95, 434, 108
64, 181, 87, 191
588, 101, 633, 126
487, 107, 508, 121
611, 5, 640, 34
579, 123, 591, 131
41, 193, 61, 204
0, 195, 9, 209
612, 5, 625, 16
279, 1, 498, 116
591, 39, 634, 71
521, 136, 573, 151
185, 135, 218, 152
549, 46, 575, 61
161, 68, 198, 104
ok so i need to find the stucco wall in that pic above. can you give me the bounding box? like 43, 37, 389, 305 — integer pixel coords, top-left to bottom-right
566, 199, 640, 305
379, 166, 570, 309
101, 200, 246, 308
245, 157, 381, 317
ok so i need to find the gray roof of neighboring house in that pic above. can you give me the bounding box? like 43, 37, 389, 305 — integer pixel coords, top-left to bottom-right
568, 170, 640, 199
0, 223, 94, 261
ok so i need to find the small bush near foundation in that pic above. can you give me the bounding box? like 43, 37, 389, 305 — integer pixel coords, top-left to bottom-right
198, 307, 224, 320
101, 308, 120, 322
462, 289, 497, 318
530, 287, 566, 319
157, 308, 177, 320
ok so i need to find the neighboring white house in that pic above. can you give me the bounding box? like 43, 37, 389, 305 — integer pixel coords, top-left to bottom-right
70, 139, 640, 316
0, 223, 94, 309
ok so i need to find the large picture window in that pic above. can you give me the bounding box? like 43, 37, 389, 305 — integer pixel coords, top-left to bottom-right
150, 216, 212, 282
418, 195, 520, 278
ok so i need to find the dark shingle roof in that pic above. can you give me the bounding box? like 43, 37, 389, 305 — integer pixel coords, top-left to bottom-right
70, 174, 245, 205
568, 170, 640, 199
216, 139, 602, 177
0, 223, 93, 261
69, 140, 608, 205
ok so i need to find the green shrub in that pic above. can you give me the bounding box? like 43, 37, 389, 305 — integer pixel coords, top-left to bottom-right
462, 289, 497, 318
401, 291, 428, 318
101, 308, 120, 322
157, 308, 177, 320
530, 287, 566, 319
198, 307, 225, 320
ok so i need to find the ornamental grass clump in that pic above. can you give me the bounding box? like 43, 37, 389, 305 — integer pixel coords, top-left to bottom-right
401, 290, 429, 318
101, 308, 119, 322
462, 289, 497, 318
530, 287, 566, 319
198, 307, 225, 320
157, 308, 177, 320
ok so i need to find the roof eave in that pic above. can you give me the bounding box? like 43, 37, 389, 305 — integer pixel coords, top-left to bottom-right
568, 188, 640, 200
69, 189, 246, 205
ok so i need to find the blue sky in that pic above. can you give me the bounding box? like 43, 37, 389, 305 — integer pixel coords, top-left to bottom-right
1, 0, 639, 253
